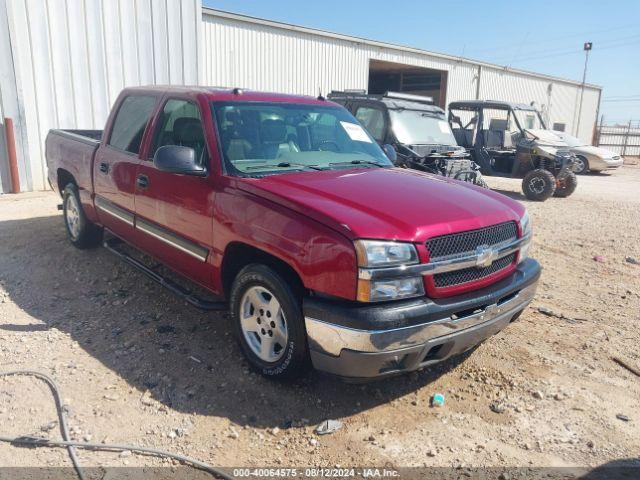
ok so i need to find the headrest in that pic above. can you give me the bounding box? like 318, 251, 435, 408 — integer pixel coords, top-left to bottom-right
260, 119, 286, 143
225, 110, 241, 124
174, 118, 204, 144
489, 118, 508, 131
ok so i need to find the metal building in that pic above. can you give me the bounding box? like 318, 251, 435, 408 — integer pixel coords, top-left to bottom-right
0, 3, 602, 193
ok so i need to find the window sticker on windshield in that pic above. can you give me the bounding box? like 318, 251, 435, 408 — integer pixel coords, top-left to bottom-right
340, 121, 372, 143
438, 120, 450, 134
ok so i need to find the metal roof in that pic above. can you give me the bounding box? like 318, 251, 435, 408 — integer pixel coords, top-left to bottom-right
202, 7, 602, 91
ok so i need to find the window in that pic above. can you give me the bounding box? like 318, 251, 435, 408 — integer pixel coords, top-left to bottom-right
108, 96, 157, 154
552, 122, 566, 132
212, 102, 391, 176
151, 99, 207, 164
355, 107, 385, 142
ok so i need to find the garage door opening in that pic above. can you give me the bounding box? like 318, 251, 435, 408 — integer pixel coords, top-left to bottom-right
368, 60, 447, 108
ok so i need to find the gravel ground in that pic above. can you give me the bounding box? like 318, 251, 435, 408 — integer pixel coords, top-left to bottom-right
0, 165, 639, 476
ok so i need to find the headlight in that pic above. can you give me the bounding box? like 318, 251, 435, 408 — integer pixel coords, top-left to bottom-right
357, 277, 425, 302
354, 240, 422, 302
354, 240, 418, 267
518, 211, 532, 263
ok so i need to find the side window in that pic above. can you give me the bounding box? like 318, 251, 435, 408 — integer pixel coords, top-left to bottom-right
552, 122, 566, 132
355, 106, 385, 142
108, 95, 157, 154
151, 99, 207, 165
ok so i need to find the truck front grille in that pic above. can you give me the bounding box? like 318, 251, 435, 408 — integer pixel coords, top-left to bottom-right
426, 221, 518, 288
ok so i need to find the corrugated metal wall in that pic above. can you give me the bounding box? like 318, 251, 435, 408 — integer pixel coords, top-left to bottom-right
202, 10, 601, 145
0, 0, 201, 193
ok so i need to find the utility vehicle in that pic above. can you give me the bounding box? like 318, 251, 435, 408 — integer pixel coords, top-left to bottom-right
329, 91, 487, 187
448, 100, 578, 201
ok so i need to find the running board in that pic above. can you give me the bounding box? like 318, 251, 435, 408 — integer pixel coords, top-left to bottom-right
103, 237, 228, 311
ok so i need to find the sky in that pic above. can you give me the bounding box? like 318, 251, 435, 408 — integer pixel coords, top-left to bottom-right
203, 0, 640, 124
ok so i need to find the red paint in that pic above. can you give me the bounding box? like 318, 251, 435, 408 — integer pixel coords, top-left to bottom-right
45, 86, 527, 302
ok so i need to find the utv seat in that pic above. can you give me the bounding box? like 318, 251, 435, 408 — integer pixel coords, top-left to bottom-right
452, 128, 474, 148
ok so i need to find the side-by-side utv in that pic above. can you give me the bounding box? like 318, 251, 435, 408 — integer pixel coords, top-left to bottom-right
448, 100, 578, 201
329, 91, 488, 187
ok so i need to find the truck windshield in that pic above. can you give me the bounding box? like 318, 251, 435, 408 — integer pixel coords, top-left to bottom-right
212, 102, 392, 175
389, 110, 457, 146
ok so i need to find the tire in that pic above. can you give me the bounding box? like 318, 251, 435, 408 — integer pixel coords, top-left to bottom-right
62, 183, 103, 249
522, 169, 556, 201
230, 264, 309, 379
573, 156, 589, 175
554, 171, 578, 198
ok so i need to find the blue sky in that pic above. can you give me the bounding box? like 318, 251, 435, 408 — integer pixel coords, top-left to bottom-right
203, 0, 640, 124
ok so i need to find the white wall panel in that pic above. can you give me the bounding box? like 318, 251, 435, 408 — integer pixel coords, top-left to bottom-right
202, 10, 601, 145
0, 0, 201, 192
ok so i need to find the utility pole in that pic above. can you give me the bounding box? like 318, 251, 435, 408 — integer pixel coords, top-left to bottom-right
575, 42, 592, 137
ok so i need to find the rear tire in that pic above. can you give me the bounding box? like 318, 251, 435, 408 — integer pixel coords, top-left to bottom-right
554, 171, 578, 198
522, 169, 556, 201
230, 264, 309, 380
62, 183, 103, 249
573, 156, 589, 174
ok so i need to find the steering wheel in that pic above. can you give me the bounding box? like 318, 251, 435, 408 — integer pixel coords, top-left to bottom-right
318, 140, 341, 152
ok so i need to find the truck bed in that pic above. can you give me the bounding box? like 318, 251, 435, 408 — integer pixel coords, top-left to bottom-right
45, 129, 103, 207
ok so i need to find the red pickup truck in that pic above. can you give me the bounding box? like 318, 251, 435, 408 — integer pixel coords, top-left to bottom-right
46, 86, 540, 381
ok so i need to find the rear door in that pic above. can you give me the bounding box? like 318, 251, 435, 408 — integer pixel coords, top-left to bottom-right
133, 96, 214, 288
94, 94, 158, 238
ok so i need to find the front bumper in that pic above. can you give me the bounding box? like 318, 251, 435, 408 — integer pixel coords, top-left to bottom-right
592, 157, 624, 170
304, 258, 541, 380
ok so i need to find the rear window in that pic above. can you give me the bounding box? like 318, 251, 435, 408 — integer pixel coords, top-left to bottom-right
108, 95, 157, 154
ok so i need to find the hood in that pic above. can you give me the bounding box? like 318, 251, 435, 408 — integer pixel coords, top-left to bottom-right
572, 145, 617, 158
237, 168, 524, 242
527, 129, 568, 147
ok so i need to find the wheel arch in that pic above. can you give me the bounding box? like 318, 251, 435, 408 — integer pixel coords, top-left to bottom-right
57, 168, 76, 195
220, 242, 306, 300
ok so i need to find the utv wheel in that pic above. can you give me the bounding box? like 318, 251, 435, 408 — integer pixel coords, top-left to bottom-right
554, 171, 578, 198
522, 169, 556, 201
230, 264, 309, 379
62, 183, 103, 249
573, 156, 589, 174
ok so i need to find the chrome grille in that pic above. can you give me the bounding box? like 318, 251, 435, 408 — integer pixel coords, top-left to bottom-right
426, 222, 518, 288
433, 253, 516, 288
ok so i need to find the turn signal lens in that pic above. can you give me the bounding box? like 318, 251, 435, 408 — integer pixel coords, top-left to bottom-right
357, 277, 424, 302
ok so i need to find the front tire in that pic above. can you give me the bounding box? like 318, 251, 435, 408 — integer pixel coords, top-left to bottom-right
230, 264, 309, 379
573, 156, 589, 174
554, 171, 578, 198
62, 183, 103, 249
522, 169, 556, 201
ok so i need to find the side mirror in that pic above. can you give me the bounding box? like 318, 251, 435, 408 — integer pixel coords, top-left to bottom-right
382, 144, 397, 163
153, 145, 206, 176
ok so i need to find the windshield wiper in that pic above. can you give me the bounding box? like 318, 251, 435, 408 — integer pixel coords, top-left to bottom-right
328, 160, 387, 168
245, 162, 323, 171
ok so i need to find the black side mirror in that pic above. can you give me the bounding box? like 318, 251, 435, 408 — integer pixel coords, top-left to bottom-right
153, 145, 206, 176
382, 144, 397, 163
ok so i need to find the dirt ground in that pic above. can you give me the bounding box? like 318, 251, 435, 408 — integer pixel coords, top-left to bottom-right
1, 164, 639, 477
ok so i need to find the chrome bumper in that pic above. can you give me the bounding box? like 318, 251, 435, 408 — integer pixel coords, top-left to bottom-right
306, 282, 537, 357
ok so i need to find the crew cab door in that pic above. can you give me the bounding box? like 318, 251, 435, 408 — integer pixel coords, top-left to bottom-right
94, 94, 158, 238
133, 97, 214, 288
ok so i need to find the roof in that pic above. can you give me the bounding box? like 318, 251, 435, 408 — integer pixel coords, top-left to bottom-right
328, 91, 445, 114
202, 8, 602, 91
448, 100, 539, 111
123, 85, 334, 105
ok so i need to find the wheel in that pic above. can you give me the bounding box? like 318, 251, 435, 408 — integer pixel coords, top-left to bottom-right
62, 183, 103, 249
554, 171, 578, 198
230, 264, 309, 379
573, 156, 589, 174
522, 169, 556, 201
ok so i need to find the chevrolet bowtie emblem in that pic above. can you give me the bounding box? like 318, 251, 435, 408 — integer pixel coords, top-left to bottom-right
475, 245, 498, 268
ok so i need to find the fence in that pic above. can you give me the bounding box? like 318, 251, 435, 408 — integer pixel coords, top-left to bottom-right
596, 120, 640, 157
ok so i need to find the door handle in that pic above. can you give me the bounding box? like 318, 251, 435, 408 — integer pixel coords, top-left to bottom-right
136, 174, 149, 189
99, 162, 109, 173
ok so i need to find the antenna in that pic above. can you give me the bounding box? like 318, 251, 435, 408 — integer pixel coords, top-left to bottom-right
317, 87, 325, 101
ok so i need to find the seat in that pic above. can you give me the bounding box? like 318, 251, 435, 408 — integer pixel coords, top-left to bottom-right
173, 117, 206, 162
221, 110, 253, 160
260, 119, 299, 158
